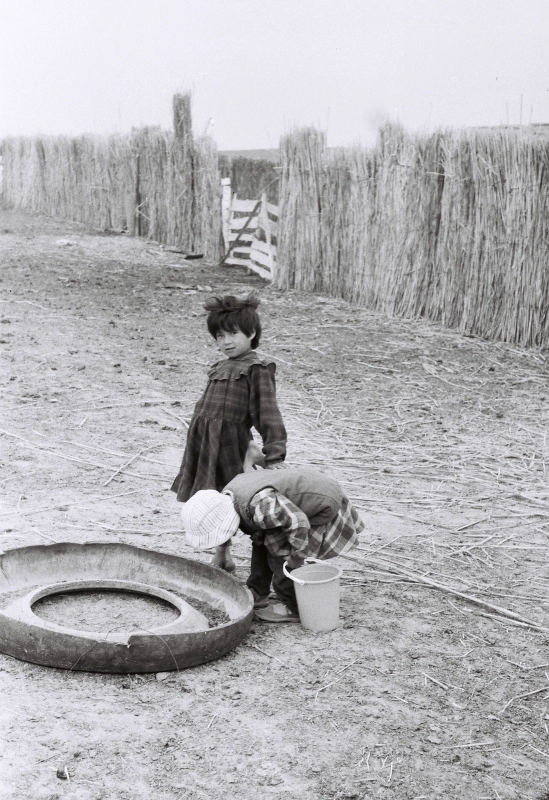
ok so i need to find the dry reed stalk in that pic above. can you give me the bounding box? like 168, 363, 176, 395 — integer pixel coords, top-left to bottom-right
318, 148, 352, 297
341, 550, 549, 634
168, 92, 194, 250
344, 147, 374, 304
275, 127, 325, 290
132, 126, 169, 240
193, 134, 222, 260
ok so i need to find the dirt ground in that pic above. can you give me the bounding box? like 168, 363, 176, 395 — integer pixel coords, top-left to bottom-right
1, 205, 549, 800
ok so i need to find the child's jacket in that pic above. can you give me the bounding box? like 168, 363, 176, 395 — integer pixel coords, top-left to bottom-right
224, 468, 363, 562
225, 468, 344, 530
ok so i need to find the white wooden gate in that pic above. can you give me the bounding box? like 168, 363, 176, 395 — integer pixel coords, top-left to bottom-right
221, 178, 278, 281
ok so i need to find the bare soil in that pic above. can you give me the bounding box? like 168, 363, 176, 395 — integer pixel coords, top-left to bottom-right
1, 206, 549, 800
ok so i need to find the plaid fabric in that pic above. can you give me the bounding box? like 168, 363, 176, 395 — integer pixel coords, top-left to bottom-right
249, 487, 364, 561
171, 356, 287, 502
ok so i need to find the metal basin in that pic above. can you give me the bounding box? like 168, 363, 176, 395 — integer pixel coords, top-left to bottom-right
0, 542, 253, 673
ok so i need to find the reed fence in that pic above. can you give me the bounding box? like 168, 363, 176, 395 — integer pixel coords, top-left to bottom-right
276, 124, 549, 347
3, 109, 549, 346
0, 93, 222, 261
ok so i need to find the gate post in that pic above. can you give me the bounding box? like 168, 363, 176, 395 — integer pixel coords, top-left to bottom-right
221, 177, 231, 252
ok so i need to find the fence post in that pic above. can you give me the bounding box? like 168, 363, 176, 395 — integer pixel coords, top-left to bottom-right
259, 192, 274, 273
221, 177, 231, 252
135, 153, 142, 237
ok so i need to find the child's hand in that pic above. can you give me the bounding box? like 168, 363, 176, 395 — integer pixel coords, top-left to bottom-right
265, 461, 287, 470
243, 441, 265, 472
211, 542, 236, 573
286, 555, 305, 570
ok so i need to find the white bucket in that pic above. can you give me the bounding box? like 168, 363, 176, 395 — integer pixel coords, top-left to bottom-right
283, 558, 342, 632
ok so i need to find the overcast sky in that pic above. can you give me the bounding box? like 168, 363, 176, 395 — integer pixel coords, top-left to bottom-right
1, 0, 548, 150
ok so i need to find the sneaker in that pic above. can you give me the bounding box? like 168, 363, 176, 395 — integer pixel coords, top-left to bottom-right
254, 601, 300, 623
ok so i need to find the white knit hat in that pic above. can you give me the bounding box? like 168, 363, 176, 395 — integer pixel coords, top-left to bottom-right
181, 490, 240, 551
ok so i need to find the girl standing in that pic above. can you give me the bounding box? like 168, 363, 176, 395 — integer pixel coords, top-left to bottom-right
171, 292, 287, 570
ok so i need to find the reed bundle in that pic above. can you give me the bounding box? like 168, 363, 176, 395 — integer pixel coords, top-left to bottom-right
318, 146, 373, 301
131, 126, 169, 240
366, 126, 447, 319
276, 127, 325, 290
193, 134, 222, 260
167, 92, 194, 249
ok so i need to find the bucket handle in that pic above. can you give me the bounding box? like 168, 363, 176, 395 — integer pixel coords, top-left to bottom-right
283, 558, 342, 586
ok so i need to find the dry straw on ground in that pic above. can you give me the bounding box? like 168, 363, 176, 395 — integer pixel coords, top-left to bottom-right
1, 208, 549, 796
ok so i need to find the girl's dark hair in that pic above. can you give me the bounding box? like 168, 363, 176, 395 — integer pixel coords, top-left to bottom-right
204, 292, 262, 349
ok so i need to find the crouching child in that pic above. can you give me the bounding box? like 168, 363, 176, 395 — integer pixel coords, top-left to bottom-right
181, 467, 365, 623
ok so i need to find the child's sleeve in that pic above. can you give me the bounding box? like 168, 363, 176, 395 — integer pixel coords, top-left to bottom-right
251, 489, 309, 566
248, 363, 287, 465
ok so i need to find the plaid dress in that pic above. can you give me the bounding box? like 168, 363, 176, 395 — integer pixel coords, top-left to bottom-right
171, 351, 287, 502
